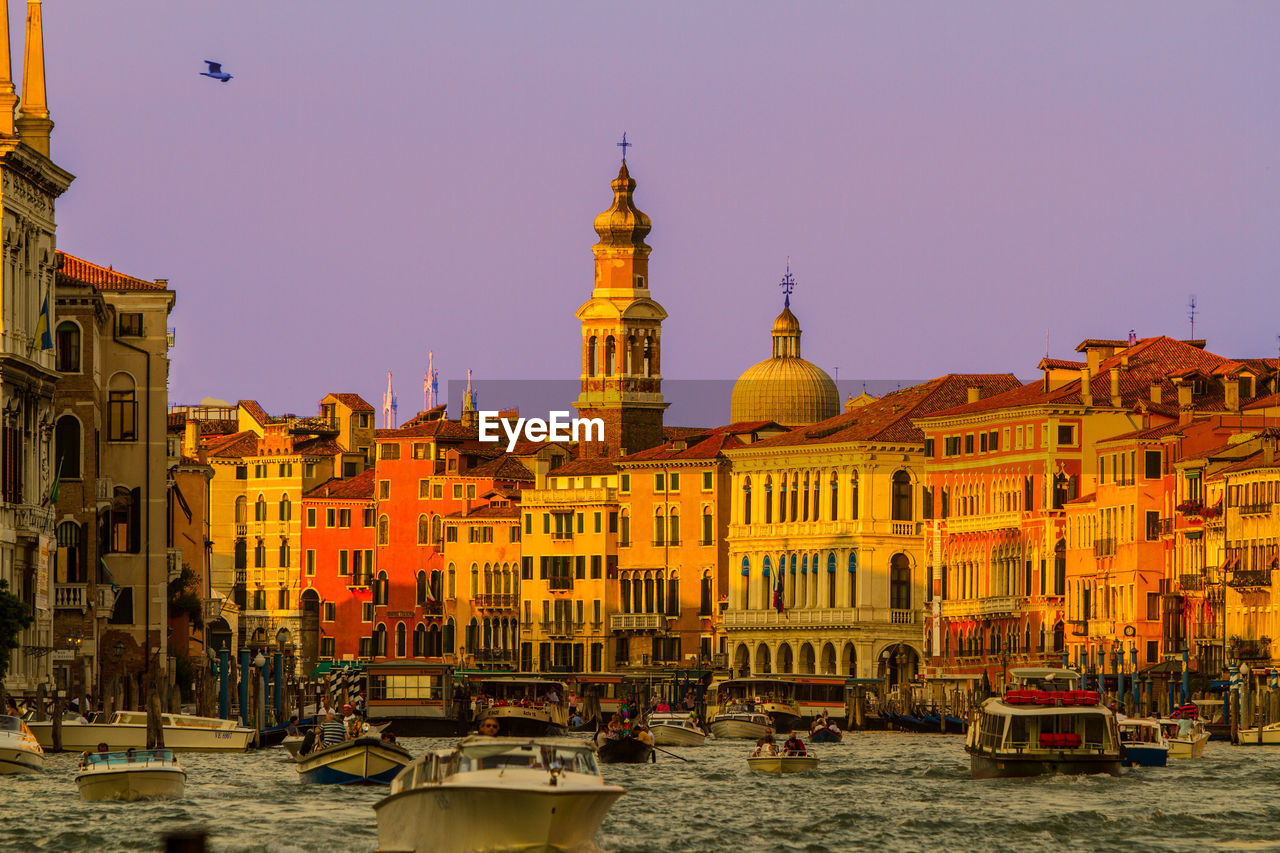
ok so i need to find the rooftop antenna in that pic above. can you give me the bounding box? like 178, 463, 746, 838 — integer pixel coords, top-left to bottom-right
1044, 328, 1050, 359
616, 131, 631, 164
1188, 295, 1198, 340
779, 258, 796, 309
383, 370, 398, 429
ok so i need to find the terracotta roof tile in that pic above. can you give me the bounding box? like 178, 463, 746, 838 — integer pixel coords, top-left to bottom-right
238, 400, 269, 424
304, 468, 377, 500
465, 455, 535, 482
293, 437, 346, 457
620, 432, 744, 463
443, 504, 522, 520
327, 393, 375, 412
550, 457, 618, 476
379, 420, 478, 440
56, 251, 167, 292
204, 431, 259, 459
743, 374, 1021, 447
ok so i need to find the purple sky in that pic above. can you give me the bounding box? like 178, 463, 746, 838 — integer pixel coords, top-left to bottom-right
35, 1, 1280, 421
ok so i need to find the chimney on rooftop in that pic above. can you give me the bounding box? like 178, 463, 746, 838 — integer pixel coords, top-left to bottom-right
1225, 377, 1240, 412
1079, 368, 1093, 407
1264, 430, 1277, 465
967, 385, 981, 405
1177, 382, 1193, 425
1109, 368, 1122, 407
1149, 383, 1162, 405
184, 419, 199, 459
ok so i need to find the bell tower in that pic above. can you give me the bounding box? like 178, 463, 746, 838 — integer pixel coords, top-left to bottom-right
573, 149, 668, 456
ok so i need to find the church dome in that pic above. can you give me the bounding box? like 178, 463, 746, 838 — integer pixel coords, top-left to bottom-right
593, 162, 651, 250
730, 293, 838, 427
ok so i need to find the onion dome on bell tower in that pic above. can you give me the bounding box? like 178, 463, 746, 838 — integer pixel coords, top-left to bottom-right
574, 134, 668, 456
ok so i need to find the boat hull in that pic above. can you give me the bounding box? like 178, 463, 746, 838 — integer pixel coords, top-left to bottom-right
375, 782, 625, 853
28, 720, 252, 753
480, 708, 564, 738
76, 767, 187, 801
1121, 745, 1168, 767
297, 737, 411, 785
597, 738, 652, 764
808, 728, 842, 744
708, 718, 770, 740
747, 756, 820, 774
650, 725, 705, 747
1168, 732, 1209, 757
0, 745, 43, 774
1236, 726, 1280, 746
968, 750, 1122, 779
282, 736, 305, 759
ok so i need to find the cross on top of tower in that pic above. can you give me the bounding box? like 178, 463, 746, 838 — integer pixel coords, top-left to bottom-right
779, 258, 796, 308
617, 131, 632, 163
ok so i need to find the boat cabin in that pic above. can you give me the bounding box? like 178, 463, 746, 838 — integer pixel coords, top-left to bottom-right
1118, 719, 1165, 746
390, 737, 601, 795
81, 748, 180, 770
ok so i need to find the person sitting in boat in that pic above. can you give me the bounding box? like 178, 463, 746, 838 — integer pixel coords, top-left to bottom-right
634, 724, 654, 747
285, 715, 300, 736
320, 712, 347, 748
570, 709, 583, 728
751, 735, 777, 757
606, 714, 624, 740
782, 734, 807, 756
655, 700, 671, 714
96, 741, 110, 753
477, 718, 500, 737
78, 749, 93, 768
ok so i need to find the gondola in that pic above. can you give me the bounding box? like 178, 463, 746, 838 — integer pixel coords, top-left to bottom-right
596, 736, 654, 764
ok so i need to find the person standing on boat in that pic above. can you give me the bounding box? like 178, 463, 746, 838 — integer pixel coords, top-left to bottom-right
320, 712, 347, 748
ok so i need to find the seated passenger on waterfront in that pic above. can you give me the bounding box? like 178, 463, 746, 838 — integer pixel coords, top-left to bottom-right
782, 734, 807, 756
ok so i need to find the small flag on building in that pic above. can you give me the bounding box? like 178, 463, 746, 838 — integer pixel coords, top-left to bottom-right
34, 292, 53, 351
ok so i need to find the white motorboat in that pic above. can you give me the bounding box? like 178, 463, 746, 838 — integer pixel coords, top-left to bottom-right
1160, 718, 1210, 757
28, 711, 253, 753
1236, 720, 1280, 745
708, 706, 771, 740
747, 754, 820, 774
648, 712, 705, 747
75, 748, 186, 801
296, 735, 411, 785
374, 736, 625, 853
0, 714, 44, 774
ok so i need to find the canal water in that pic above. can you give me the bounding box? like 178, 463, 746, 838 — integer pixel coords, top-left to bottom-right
3, 733, 1279, 852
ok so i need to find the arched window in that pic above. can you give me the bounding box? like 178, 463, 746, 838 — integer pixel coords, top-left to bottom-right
373, 623, 388, 657
829, 472, 839, 520
790, 474, 799, 520
418, 514, 430, 545
413, 623, 427, 657
802, 472, 811, 521
375, 571, 389, 606
484, 564, 493, 594
587, 336, 598, 377
850, 472, 859, 520
764, 477, 773, 524
669, 510, 680, 546
742, 477, 752, 525
378, 514, 390, 545
890, 553, 911, 610
54, 415, 81, 479
626, 334, 636, 375
55, 321, 80, 372
642, 338, 652, 377
278, 495, 291, 521
702, 507, 713, 545
466, 618, 478, 653
619, 509, 631, 546
448, 563, 456, 597
604, 336, 616, 377
827, 553, 837, 607
107, 373, 137, 441
760, 557, 772, 611
443, 618, 455, 654
812, 474, 821, 521
891, 471, 912, 521
653, 509, 665, 546
235, 495, 247, 524
395, 622, 406, 657
779, 476, 788, 523
432, 515, 442, 544
416, 570, 428, 605
255, 494, 267, 522
278, 539, 290, 567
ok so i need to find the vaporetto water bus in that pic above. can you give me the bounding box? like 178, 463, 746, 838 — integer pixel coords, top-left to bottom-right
707, 677, 804, 733
28, 711, 253, 753
965, 668, 1122, 779
469, 675, 569, 736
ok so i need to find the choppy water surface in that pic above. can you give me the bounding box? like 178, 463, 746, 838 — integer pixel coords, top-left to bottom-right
3, 733, 1280, 853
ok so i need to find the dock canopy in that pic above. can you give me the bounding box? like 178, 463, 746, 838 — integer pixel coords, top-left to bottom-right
309, 660, 365, 680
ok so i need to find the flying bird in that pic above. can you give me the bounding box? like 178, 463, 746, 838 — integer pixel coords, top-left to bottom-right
200, 60, 232, 82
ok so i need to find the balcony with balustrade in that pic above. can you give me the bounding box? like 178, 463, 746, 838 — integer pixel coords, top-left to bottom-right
474, 593, 516, 611
53, 583, 118, 618
609, 612, 665, 631
1228, 569, 1272, 590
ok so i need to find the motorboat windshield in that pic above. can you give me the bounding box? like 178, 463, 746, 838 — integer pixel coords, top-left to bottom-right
0, 715, 22, 733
